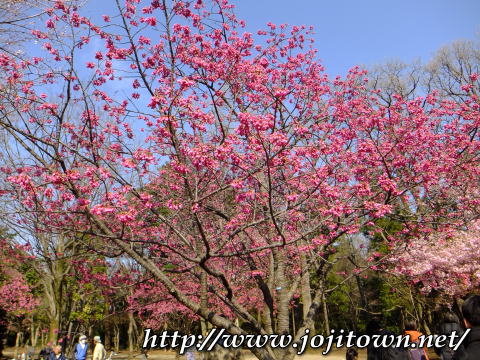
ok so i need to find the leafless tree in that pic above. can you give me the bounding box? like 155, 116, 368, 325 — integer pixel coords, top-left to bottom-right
368, 38, 480, 105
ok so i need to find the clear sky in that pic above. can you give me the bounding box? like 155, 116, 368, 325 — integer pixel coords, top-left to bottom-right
233, 0, 480, 76
79, 0, 480, 77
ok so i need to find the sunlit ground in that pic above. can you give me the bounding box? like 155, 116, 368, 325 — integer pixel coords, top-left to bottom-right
3, 348, 442, 360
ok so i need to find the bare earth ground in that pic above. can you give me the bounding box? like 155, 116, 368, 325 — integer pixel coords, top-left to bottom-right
147, 349, 368, 359
3, 347, 440, 360
148, 349, 365, 359
146, 349, 439, 359
2, 348, 365, 360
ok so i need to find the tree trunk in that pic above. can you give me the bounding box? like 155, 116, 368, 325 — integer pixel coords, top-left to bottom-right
14, 332, 23, 359
49, 316, 59, 344
104, 299, 113, 351
262, 253, 275, 333
273, 250, 289, 334
30, 319, 36, 348
355, 274, 368, 311
425, 307, 434, 335
65, 321, 75, 359
33, 326, 40, 347
300, 252, 314, 333
67, 321, 73, 343
104, 319, 112, 351
417, 302, 431, 335
199, 271, 208, 336
322, 291, 330, 335
113, 324, 120, 353
291, 309, 296, 335
128, 311, 138, 353
282, 269, 328, 360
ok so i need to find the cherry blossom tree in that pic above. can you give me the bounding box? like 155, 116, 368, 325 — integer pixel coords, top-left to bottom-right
392, 220, 480, 297
0, 231, 39, 357
0, 0, 479, 359
0, 274, 37, 316
0, 232, 38, 316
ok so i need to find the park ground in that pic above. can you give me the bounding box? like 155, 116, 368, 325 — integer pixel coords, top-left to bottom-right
2, 348, 441, 360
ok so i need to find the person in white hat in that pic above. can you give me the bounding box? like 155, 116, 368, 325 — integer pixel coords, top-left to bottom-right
75, 335, 88, 360
92, 336, 106, 360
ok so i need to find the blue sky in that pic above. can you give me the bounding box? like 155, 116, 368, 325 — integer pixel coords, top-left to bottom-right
233, 0, 480, 76
82, 0, 480, 76
76, 0, 480, 115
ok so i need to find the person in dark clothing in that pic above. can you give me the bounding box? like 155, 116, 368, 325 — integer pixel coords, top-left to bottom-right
369, 329, 410, 360
346, 347, 358, 360
48, 346, 66, 360
453, 295, 480, 360
435, 312, 464, 360
38, 346, 53, 360
366, 319, 409, 360
366, 319, 382, 360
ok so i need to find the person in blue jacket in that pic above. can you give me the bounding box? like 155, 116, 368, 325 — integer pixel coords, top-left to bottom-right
75, 335, 89, 360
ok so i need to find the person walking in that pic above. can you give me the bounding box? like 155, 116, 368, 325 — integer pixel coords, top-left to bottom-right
435, 312, 464, 360
75, 335, 89, 360
404, 320, 429, 360
92, 336, 106, 360
454, 295, 480, 360
366, 319, 409, 360
48, 346, 66, 360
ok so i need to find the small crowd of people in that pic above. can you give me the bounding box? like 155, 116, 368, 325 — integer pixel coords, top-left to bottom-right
16, 294, 480, 360
36, 335, 106, 360
346, 294, 480, 360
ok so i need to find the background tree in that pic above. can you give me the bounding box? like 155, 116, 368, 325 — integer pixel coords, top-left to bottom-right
368, 38, 480, 105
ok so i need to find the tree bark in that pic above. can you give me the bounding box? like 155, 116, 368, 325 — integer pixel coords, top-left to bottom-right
282, 273, 328, 360
128, 311, 138, 353
30, 319, 36, 348
49, 316, 59, 344
113, 323, 120, 353
273, 250, 289, 334
300, 253, 313, 333
33, 326, 40, 347
322, 291, 330, 335
199, 271, 208, 336
262, 252, 275, 334
14, 332, 23, 359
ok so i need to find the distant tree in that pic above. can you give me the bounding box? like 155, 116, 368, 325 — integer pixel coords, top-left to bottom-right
0, 0, 45, 54
368, 60, 425, 104
368, 38, 480, 105
425, 39, 480, 102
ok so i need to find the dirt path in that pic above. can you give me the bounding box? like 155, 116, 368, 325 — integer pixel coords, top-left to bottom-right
3, 347, 440, 360
126, 349, 366, 360
2, 348, 364, 360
